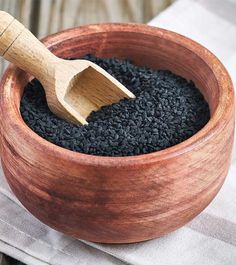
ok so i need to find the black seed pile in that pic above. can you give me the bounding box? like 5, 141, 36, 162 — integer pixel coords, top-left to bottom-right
20, 55, 210, 156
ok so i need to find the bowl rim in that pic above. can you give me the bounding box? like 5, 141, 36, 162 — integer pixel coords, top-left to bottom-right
0, 23, 234, 167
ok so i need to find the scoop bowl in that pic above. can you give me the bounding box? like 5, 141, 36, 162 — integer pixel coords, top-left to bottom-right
0, 11, 135, 125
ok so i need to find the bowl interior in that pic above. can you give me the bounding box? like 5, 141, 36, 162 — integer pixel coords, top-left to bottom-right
14, 25, 220, 149
46, 28, 219, 116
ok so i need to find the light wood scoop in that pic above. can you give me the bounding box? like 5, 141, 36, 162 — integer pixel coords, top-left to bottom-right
0, 11, 135, 125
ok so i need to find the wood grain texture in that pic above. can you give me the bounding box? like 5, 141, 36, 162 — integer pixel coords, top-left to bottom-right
0, 0, 173, 77
0, 11, 134, 125
0, 24, 234, 243
0, 0, 31, 77
37, 0, 172, 37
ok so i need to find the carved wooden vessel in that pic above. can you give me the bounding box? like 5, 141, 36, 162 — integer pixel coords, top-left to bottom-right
0, 24, 234, 243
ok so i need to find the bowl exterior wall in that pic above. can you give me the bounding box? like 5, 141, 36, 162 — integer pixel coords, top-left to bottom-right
0, 24, 234, 243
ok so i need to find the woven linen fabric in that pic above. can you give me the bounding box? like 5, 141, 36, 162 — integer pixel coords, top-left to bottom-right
0, 0, 236, 264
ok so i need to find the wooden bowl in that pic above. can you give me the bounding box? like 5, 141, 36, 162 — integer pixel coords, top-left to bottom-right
0, 24, 234, 243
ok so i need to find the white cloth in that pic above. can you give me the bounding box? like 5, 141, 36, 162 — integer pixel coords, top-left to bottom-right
0, 0, 236, 264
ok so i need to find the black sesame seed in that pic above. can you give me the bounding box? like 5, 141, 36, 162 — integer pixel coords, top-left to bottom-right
20, 54, 210, 157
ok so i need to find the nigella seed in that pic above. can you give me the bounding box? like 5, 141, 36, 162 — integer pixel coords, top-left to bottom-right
20, 54, 210, 156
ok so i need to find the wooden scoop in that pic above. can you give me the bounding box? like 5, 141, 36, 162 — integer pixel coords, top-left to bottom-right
0, 11, 135, 125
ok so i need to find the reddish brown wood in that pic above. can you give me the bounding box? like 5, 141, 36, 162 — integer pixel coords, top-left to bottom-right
0, 24, 234, 243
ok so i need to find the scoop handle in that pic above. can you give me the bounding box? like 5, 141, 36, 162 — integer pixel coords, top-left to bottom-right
0, 11, 57, 82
